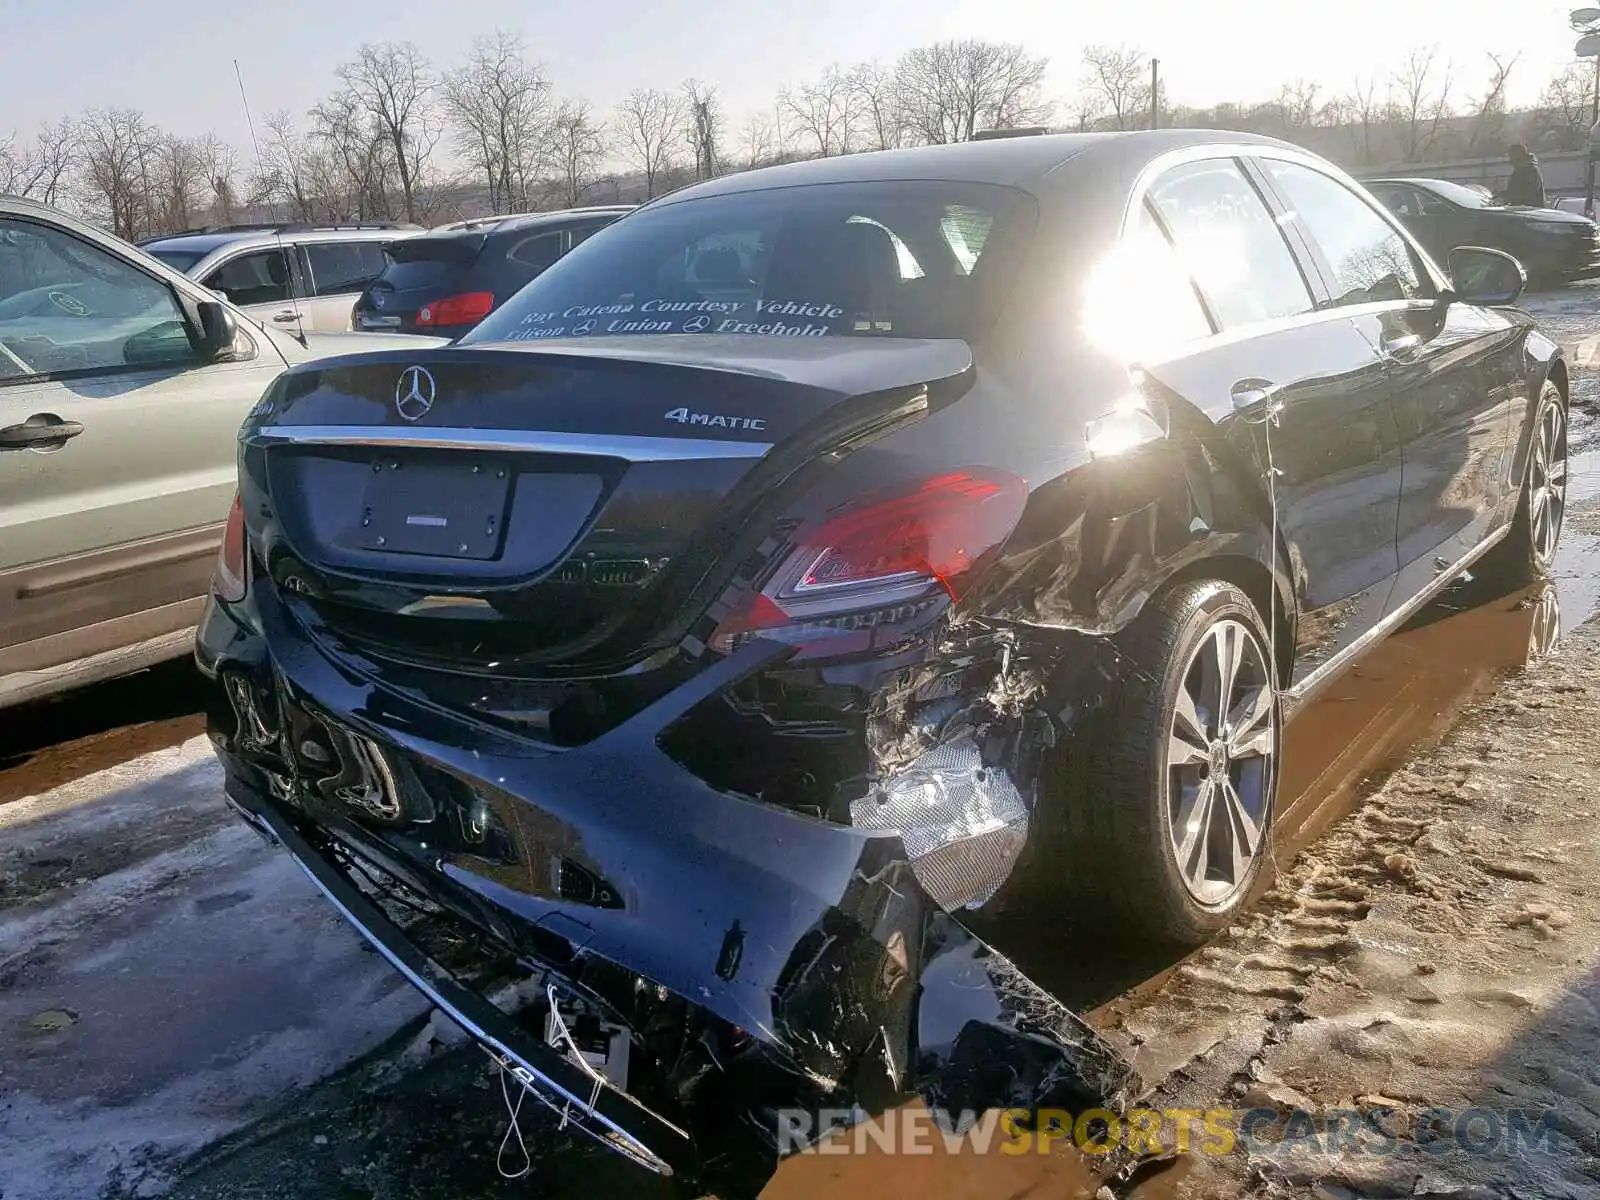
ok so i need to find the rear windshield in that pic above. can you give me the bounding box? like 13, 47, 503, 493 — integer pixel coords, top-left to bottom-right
463, 181, 1035, 345
378, 234, 483, 290
146, 248, 205, 273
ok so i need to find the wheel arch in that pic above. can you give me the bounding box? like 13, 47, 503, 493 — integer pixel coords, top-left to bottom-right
1148, 552, 1295, 692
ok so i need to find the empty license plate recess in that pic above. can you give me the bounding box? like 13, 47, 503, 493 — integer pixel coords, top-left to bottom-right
357, 455, 512, 560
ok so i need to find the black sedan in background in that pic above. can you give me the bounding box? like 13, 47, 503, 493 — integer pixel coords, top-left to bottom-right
198, 131, 1567, 1195
1366, 176, 1600, 285
352, 206, 634, 337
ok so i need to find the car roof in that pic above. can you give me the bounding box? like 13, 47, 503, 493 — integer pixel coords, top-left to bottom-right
141, 226, 414, 254
434, 207, 636, 236
647, 129, 1308, 207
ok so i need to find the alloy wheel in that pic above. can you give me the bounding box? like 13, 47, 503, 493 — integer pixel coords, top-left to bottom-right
1164, 618, 1276, 907
1529, 396, 1568, 569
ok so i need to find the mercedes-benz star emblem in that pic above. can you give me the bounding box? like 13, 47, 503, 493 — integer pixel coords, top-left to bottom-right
394, 365, 436, 422
682, 315, 712, 333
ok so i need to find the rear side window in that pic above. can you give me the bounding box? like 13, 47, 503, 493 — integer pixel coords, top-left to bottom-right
567, 221, 612, 250
507, 232, 563, 269
1083, 203, 1214, 360
1147, 159, 1314, 330
1261, 160, 1429, 306
206, 249, 292, 306
464, 180, 1035, 344
305, 241, 387, 296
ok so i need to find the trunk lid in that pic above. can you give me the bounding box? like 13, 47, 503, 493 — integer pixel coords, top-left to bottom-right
242, 337, 973, 671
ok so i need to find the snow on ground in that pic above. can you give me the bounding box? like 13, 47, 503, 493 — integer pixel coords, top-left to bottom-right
0, 737, 426, 1200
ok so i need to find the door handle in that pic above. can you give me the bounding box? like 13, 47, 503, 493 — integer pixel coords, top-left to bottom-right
1380, 332, 1422, 361
272, 311, 300, 324
0, 415, 84, 450
1230, 378, 1283, 425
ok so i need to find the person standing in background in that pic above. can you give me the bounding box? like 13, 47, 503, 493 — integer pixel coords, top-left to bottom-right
1503, 144, 1548, 209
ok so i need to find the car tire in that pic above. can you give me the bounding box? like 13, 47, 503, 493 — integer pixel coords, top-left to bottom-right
1047, 580, 1281, 949
1483, 379, 1567, 582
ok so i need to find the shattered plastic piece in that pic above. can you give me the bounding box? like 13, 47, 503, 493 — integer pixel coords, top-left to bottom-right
850, 736, 1029, 911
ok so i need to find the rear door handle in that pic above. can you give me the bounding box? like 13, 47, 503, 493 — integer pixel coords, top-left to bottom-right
1380, 332, 1422, 361
272, 311, 300, 325
0, 415, 84, 450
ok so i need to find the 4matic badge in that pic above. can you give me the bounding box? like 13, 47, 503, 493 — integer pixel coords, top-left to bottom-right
663, 408, 767, 431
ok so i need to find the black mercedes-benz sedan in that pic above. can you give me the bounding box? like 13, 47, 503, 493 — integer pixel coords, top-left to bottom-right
195, 130, 1568, 1193
1366, 175, 1600, 286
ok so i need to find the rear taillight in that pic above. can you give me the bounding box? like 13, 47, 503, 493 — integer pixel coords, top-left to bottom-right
417, 291, 494, 327
709, 469, 1028, 658
215, 492, 247, 603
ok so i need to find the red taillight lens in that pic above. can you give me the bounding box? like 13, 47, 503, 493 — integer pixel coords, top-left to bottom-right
709, 468, 1028, 658
215, 492, 247, 603
417, 291, 494, 327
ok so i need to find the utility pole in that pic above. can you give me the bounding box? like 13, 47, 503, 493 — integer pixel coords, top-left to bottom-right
1151, 58, 1161, 130
1572, 9, 1600, 217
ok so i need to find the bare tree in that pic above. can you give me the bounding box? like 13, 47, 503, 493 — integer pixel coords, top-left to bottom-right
740, 112, 778, 168
1276, 79, 1322, 134
310, 88, 395, 220
254, 110, 318, 220
781, 64, 861, 157
895, 39, 1050, 144
683, 79, 724, 179
149, 134, 212, 233
197, 134, 240, 224
331, 41, 439, 221
1080, 45, 1152, 131
1535, 60, 1596, 150
851, 61, 904, 151
549, 99, 608, 206
1066, 88, 1108, 132
615, 87, 684, 198
1393, 45, 1455, 163
1344, 74, 1388, 166
0, 118, 78, 205
441, 30, 551, 213
1464, 53, 1518, 155
78, 107, 160, 239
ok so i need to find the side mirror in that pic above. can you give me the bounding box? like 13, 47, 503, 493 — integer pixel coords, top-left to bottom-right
1448, 246, 1526, 307
195, 299, 239, 360
210, 287, 230, 303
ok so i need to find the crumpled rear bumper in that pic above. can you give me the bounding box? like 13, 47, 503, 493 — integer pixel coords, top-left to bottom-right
199, 581, 1139, 1195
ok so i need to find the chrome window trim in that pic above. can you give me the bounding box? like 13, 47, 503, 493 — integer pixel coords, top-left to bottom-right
247, 425, 773, 461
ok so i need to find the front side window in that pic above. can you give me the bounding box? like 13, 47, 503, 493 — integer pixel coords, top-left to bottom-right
1147, 158, 1315, 331
465, 180, 1035, 344
306, 241, 385, 296
205, 249, 292, 306
1262, 160, 1429, 306
0, 218, 194, 381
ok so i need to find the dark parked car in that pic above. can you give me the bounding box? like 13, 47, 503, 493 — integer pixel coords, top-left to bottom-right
1366, 176, 1600, 286
197, 131, 1567, 1194
352, 206, 634, 336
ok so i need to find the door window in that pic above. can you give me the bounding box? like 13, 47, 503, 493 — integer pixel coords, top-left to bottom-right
1147, 158, 1315, 330
1083, 202, 1214, 359
205, 249, 293, 306
1367, 183, 1420, 218
304, 241, 387, 296
1261, 160, 1430, 306
0, 217, 195, 381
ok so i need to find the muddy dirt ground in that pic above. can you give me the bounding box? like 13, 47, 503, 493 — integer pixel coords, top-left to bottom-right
8, 288, 1600, 1200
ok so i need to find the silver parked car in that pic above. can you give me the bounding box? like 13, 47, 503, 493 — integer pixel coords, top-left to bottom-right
0, 198, 440, 709
138, 222, 423, 338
